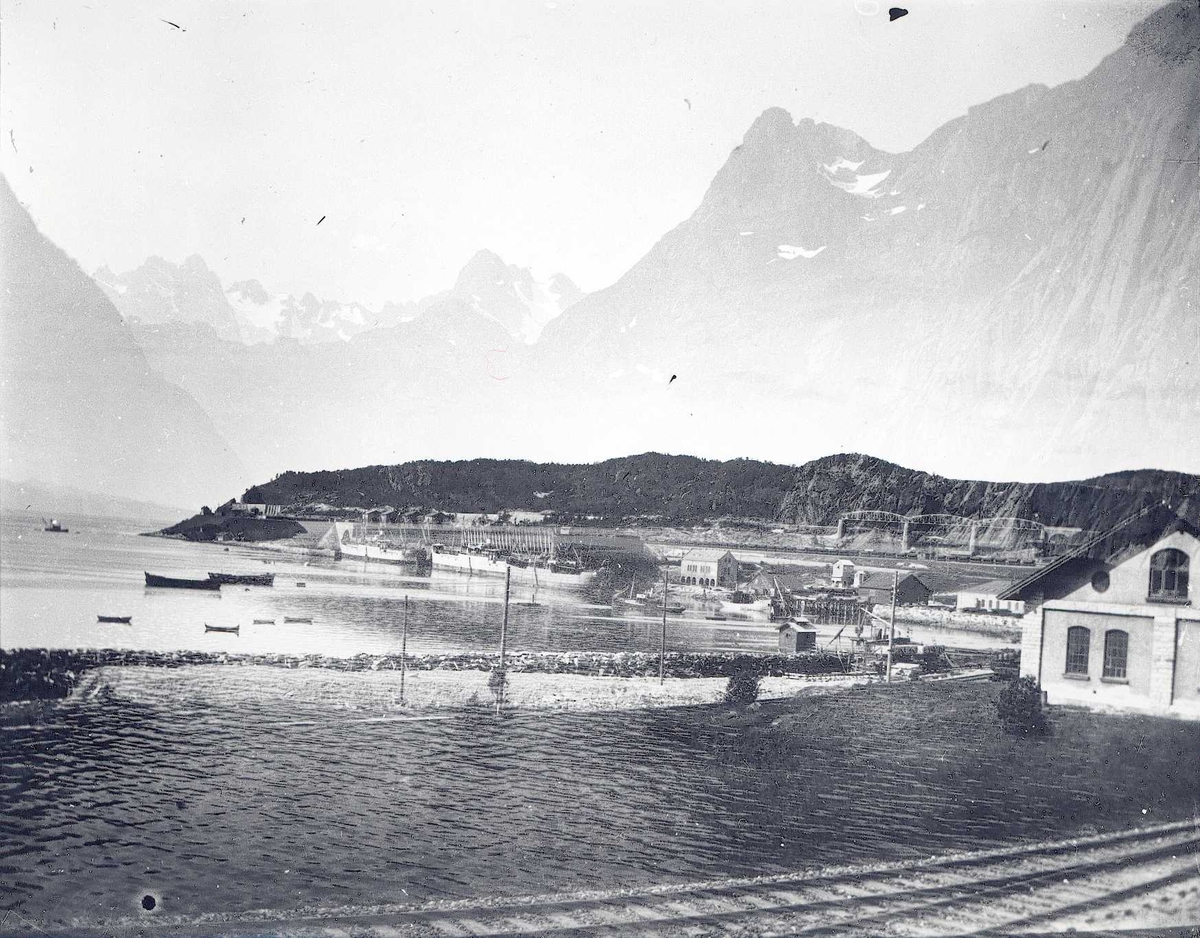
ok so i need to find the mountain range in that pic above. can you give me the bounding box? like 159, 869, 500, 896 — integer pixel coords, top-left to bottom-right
243, 452, 1200, 529
0, 180, 244, 507
96, 249, 583, 347
1, 2, 1196, 505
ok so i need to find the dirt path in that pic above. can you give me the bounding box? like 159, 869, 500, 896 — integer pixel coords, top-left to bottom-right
38, 820, 1199, 937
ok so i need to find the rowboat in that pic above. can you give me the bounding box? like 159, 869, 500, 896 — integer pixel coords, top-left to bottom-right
204, 623, 240, 633
251, 618, 275, 624
146, 572, 221, 590
208, 572, 276, 586
295, 581, 307, 587
97, 615, 132, 624
282, 616, 312, 623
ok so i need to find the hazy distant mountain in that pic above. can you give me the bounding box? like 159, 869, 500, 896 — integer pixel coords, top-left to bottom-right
433, 249, 584, 344
95, 255, 243, 342
1, 477, 187, 524
224, 279, 420, 344
240, 451, 1200, 528
44, 3, 1200, 488
0, 177, 246, 508
101, 249, 581, 348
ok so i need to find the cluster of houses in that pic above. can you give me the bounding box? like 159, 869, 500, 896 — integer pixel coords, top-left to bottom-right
681, 504, 1200, 721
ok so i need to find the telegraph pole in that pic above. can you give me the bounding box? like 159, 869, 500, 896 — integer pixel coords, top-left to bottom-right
659, 569, 668, 684
886, 570, 898, 683
400, 594, 409, 705
500, 565, 510, 669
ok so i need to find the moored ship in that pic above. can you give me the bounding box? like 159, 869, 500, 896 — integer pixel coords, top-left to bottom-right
430, 546, 597, 587
335, 522, 430, 565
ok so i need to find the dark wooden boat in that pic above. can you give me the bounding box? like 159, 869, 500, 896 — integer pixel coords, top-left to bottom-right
295, 581, 306, 587
145, 572, 221, 590
97, 615, 132, 624
282, 616, 312, 623
204, 623, 240, 633
208, 572, 276, 586
43, 518, 69, 533
252, 618, 275, 624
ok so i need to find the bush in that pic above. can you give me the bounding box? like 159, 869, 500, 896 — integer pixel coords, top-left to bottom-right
724, 668, 761, 704
487, 667, 508, 703
996, 675, 1047, 736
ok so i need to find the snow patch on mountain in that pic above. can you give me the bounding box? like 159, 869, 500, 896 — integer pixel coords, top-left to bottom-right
777, 245, 827, 259
822, 157, 865, 173
822, 168, 892, 197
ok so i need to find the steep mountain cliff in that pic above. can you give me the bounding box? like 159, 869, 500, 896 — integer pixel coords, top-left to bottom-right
536, 1, 1199, 480
778, 454, 1199, 528
0, 177, 246, 507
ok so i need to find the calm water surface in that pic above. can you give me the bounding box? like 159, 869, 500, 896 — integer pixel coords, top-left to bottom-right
0, 514, 1010, 656
2, 514, 1042, 931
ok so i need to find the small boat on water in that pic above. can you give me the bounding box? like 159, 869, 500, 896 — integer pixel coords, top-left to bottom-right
146, 572, 221, 590
208, 572, 276, 586
252, 618, 275, 624
615, 580, 645, 608
295, 581, 307, 588
705, 613, 728, 621
283, 616, 312, 623
204, 623, 240, 633
43, 518, 69, 533
97, 615, 132, 624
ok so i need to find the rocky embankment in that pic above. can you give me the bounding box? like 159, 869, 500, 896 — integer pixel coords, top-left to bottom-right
1, 648, 853, 704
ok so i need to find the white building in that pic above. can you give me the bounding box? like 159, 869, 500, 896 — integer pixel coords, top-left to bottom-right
830, 559, 856, 588
1007, 503, 1200, 720
679, 549, 739, 588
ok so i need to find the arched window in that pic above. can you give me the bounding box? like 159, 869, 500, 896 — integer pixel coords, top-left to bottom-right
1103, 630, 1128, 680
1149, 549, 1189, 601
1065, 626, 1090, 676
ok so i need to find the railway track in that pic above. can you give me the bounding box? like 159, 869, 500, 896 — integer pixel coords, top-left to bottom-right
29, 820, 1200, 937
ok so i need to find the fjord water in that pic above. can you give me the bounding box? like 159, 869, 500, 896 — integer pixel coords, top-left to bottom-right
0, 513, 1008, 655
1, 514, 1187, 932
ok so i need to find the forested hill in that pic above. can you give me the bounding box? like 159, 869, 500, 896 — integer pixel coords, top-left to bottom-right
243, 454, 799, 520
242, 453, 1200, 528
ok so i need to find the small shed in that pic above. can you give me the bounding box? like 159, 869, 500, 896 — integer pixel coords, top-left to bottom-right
856, 571, 933, 606
830, 559, 856, 588
778, 617, 818, 654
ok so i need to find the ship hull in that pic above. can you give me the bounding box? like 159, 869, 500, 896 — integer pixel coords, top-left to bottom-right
431, 550, 596, 587
340, 542, 429, 565
145, 572, 221, 590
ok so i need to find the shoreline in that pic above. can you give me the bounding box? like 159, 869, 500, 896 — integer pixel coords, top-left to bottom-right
1, 647, 867, 705
62, 663, 873, 712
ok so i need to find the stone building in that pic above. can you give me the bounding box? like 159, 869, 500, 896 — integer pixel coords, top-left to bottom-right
1003, 502, 1199, 720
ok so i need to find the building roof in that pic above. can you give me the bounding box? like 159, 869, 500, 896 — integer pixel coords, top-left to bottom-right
748, 571, 808, 591
958, 578, 1017, 597
997, 501, 1200, 602
857, 571, 931, 591
680, 548, 737, 562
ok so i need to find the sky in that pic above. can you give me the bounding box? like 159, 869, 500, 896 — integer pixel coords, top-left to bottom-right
1, 0, 1164, 307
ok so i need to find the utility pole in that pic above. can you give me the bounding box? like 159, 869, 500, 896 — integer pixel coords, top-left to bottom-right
886, 569, 898, 683
659, 569, 668, 685
400, 594, 409, 705
500, 565, 510, 669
